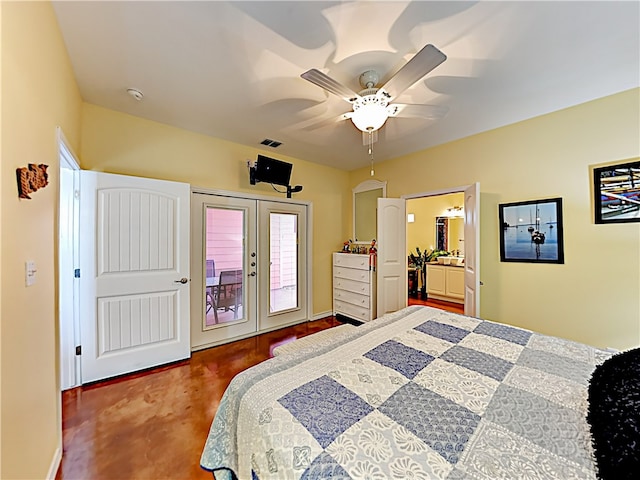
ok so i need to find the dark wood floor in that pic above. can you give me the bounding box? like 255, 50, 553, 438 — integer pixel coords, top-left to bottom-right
56, 300, 463, 480
408, 295, 464, 314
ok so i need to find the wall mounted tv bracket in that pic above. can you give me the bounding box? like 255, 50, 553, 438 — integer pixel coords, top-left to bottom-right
247, 161, 303, 198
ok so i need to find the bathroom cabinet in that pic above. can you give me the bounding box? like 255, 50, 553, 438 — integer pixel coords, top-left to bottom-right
426, 264, 464, 304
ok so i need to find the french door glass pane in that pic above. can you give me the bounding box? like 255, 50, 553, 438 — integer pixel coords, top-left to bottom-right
205, 207, 244, 326
269, 213, 298, 313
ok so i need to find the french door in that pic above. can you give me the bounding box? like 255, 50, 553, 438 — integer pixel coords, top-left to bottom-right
258, 201, 308, 331
190, 193, 308, 350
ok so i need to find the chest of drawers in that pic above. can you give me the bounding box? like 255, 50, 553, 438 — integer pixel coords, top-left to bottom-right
333, 253, 377, 323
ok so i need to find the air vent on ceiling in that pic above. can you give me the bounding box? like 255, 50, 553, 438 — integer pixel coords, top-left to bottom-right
260, 138, 282, 148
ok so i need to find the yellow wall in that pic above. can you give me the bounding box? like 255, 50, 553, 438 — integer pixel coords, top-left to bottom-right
80, 103, 349, 316
0, 3, 4, 474
407, 193, 464, 255
351, 89, 640, 351
1, 1, 82, 478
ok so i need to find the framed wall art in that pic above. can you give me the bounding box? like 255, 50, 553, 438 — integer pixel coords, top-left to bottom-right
593, 159, 640, 224
499, 197, 564, 264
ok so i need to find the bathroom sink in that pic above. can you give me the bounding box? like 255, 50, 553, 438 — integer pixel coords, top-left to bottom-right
450, 257, 464, 266
437, 256, 464, 266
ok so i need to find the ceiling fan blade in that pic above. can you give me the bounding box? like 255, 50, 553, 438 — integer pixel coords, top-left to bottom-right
387, 103, 449, 119
379, 44, 447, 102
300, 112, 351, 131
301, 68, 360, 104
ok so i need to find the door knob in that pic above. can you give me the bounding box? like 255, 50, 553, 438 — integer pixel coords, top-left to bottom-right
174, 277, 188, 284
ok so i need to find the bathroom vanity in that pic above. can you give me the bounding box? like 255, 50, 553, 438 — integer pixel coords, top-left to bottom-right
426, 263, 464, 304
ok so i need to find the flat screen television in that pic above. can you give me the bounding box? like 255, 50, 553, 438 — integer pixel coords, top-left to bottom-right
252, 155, 292, 186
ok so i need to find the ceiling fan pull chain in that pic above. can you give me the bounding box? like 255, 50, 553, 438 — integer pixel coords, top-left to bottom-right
369, 131, 375, 176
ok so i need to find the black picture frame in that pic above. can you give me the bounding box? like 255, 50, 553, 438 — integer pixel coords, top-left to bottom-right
499, 197, 564, 264
593, 160, 640, 224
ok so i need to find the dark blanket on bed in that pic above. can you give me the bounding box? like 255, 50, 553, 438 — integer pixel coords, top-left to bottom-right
587, 347, 640, 479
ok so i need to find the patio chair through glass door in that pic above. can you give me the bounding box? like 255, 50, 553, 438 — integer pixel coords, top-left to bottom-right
211, 269, 243, 324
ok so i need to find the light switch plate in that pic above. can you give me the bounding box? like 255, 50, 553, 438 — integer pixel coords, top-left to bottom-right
25, 261, 36, 286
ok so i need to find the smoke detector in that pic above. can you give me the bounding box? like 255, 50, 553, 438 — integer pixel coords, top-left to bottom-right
126, 88, 144, 101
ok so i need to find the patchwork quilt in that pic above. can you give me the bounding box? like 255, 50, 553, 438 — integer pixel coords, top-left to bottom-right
201, 306, 612, 480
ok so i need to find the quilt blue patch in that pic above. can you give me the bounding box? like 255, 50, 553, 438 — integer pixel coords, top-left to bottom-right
278, 375, 373, 448
415, 320, 471, 343
517, 348, 592, 383
301, 452, 351, 480
364, 340, 435, 379
474, 321, 532, 346
486, 384, 593, 466
379, 381, 480, 464
441, 346, 514, 381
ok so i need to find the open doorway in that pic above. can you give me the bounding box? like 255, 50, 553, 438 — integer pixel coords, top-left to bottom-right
402, 184, 479, 317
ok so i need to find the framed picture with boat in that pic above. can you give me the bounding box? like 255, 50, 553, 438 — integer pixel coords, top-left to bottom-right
593, 159, 640, 224
499, 197, 564, 264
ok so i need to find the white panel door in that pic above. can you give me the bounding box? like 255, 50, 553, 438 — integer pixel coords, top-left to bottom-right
79, 172, 191, 383
464, 182, 480, 317
377, 198, 407, 316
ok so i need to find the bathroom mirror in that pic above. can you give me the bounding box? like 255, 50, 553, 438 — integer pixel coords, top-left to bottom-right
436, 216, 464, 254
353, 180, 387, 243
435, 216, 448, 251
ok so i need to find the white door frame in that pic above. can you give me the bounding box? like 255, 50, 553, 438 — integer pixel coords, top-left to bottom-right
57, 127, 81, 390
402, 183, 481, 315
190, 186, 314, 344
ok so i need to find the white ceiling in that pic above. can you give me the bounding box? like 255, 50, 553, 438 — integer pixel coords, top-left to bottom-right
52, 1, 639, 171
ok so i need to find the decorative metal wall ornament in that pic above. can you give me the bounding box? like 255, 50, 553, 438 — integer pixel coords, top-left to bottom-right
16, 163, 49, 199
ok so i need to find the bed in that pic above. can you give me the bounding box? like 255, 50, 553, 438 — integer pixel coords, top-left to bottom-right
200, 306, 619, 479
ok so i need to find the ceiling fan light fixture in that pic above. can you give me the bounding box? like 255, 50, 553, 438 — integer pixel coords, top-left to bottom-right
351, 95, 389, 132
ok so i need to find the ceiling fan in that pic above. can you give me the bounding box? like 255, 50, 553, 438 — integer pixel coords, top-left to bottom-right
300, 44, 448, 136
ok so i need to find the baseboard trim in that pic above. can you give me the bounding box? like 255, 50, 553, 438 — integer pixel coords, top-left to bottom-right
311, 310, 332, 321
191, 312, 335, 352
47, 446, 62, 480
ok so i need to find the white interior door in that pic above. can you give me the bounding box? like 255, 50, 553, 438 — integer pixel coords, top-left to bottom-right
258, 201, 308, 331
377, 198, 407, 316
463, 182, 480, 317
79, 172, 191, 383
190, 194, 258, 350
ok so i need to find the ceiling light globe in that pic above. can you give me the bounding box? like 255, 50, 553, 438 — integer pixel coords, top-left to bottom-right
351, 101, 388, 132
